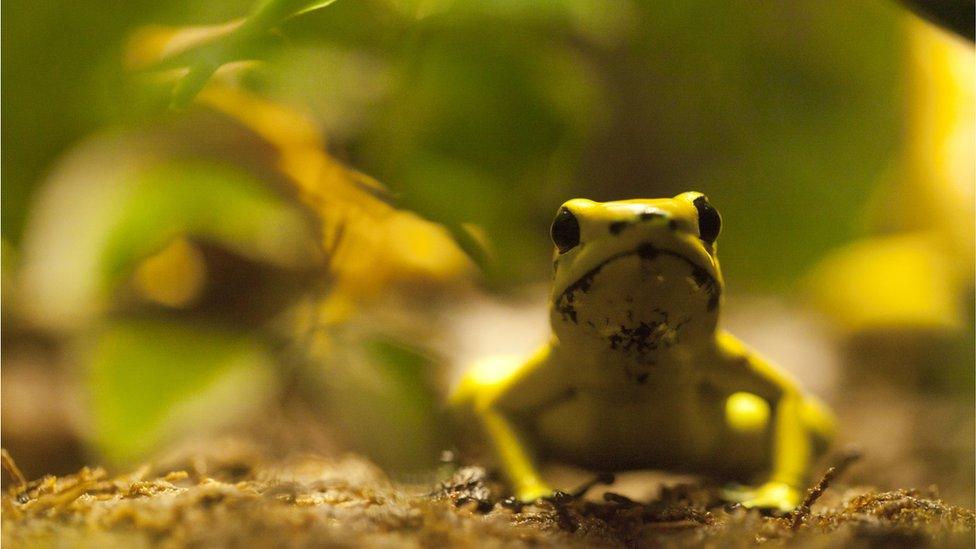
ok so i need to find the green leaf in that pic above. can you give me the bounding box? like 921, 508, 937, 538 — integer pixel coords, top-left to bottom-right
169, 0, 343, 108
87, 320, 274, 464
100, 160, 317, 292
19, 154, 318, 330
324, 337, 447, 472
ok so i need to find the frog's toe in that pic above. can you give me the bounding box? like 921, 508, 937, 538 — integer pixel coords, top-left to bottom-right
722, 481, 801, 513
515, 483, 556, 503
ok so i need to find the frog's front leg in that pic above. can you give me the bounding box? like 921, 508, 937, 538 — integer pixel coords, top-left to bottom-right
451, 344, 569, 502
723, 391, 836, 512
727, 391, 806, 512
480, 407, 552, 501
713, 333, 836, 512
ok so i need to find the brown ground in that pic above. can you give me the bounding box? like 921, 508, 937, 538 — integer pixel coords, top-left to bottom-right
2, 445, 973, 548
2, 304, 973, 547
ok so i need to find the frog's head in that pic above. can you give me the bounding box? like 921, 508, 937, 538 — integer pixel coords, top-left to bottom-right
548, 192, 724, 382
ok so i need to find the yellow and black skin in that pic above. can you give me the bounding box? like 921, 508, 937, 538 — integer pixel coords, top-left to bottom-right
453, 192, 835, 512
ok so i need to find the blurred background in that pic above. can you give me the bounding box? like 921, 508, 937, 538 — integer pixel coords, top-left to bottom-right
2, 0, 973, 505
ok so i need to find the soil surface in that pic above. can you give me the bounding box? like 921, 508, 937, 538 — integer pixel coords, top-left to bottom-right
3, 447, 973, 548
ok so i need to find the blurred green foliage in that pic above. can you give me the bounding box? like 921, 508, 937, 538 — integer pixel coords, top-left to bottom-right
102, 160, 314, 288
88, 320, 273, 463
321, 338, 447, 472
2, 0, 238, 242
4, 0, 907, 289
273, 0, 907, 288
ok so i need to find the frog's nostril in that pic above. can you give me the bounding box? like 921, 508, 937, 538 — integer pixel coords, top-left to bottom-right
639, 211, 666, 222
610, 211, 669, 235
609, 221, 629, 235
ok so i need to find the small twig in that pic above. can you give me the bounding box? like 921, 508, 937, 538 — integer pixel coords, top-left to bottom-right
603, 491, 636, 506
544, 493, 580, 532
571, 472, 616, 499
1, 449, 27, 489
789, 450, 862, 530
548, 489, 575, 505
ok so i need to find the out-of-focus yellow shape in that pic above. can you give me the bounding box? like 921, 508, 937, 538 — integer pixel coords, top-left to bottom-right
807, 17, 974, 335
458, 355, 525, 393
132, 237, 207, 308
807, 232, 962, 332
899, 18, 974, 271
725, 392, 771, 435
196, 85, 474, 325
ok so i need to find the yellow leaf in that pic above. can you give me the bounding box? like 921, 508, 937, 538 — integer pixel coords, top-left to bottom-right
197, 85, 475, 322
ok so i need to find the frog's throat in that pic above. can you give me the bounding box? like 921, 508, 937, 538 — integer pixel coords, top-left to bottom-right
553, 243, 720, 325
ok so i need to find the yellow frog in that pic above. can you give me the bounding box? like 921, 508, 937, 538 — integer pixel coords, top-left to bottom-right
452, 192, 835, 512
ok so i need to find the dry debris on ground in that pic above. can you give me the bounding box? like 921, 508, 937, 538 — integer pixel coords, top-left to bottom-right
2, 448, 973, 548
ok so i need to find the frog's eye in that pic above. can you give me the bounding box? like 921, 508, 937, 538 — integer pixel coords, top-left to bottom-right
693, 196, 721, 244
550, 207, 581, 253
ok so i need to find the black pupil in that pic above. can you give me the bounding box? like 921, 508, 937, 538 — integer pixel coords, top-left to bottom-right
693, 196, 721, 244
551, 208, 581, 253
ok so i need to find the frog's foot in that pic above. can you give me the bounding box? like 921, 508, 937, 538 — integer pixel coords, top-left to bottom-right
515, 472, 616, 504
499, 489, 570, 513
722, 481, 801, 514
514, 482, 556, 503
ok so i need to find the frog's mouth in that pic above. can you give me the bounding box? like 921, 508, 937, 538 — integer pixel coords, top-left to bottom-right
553, 243, 719, 326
